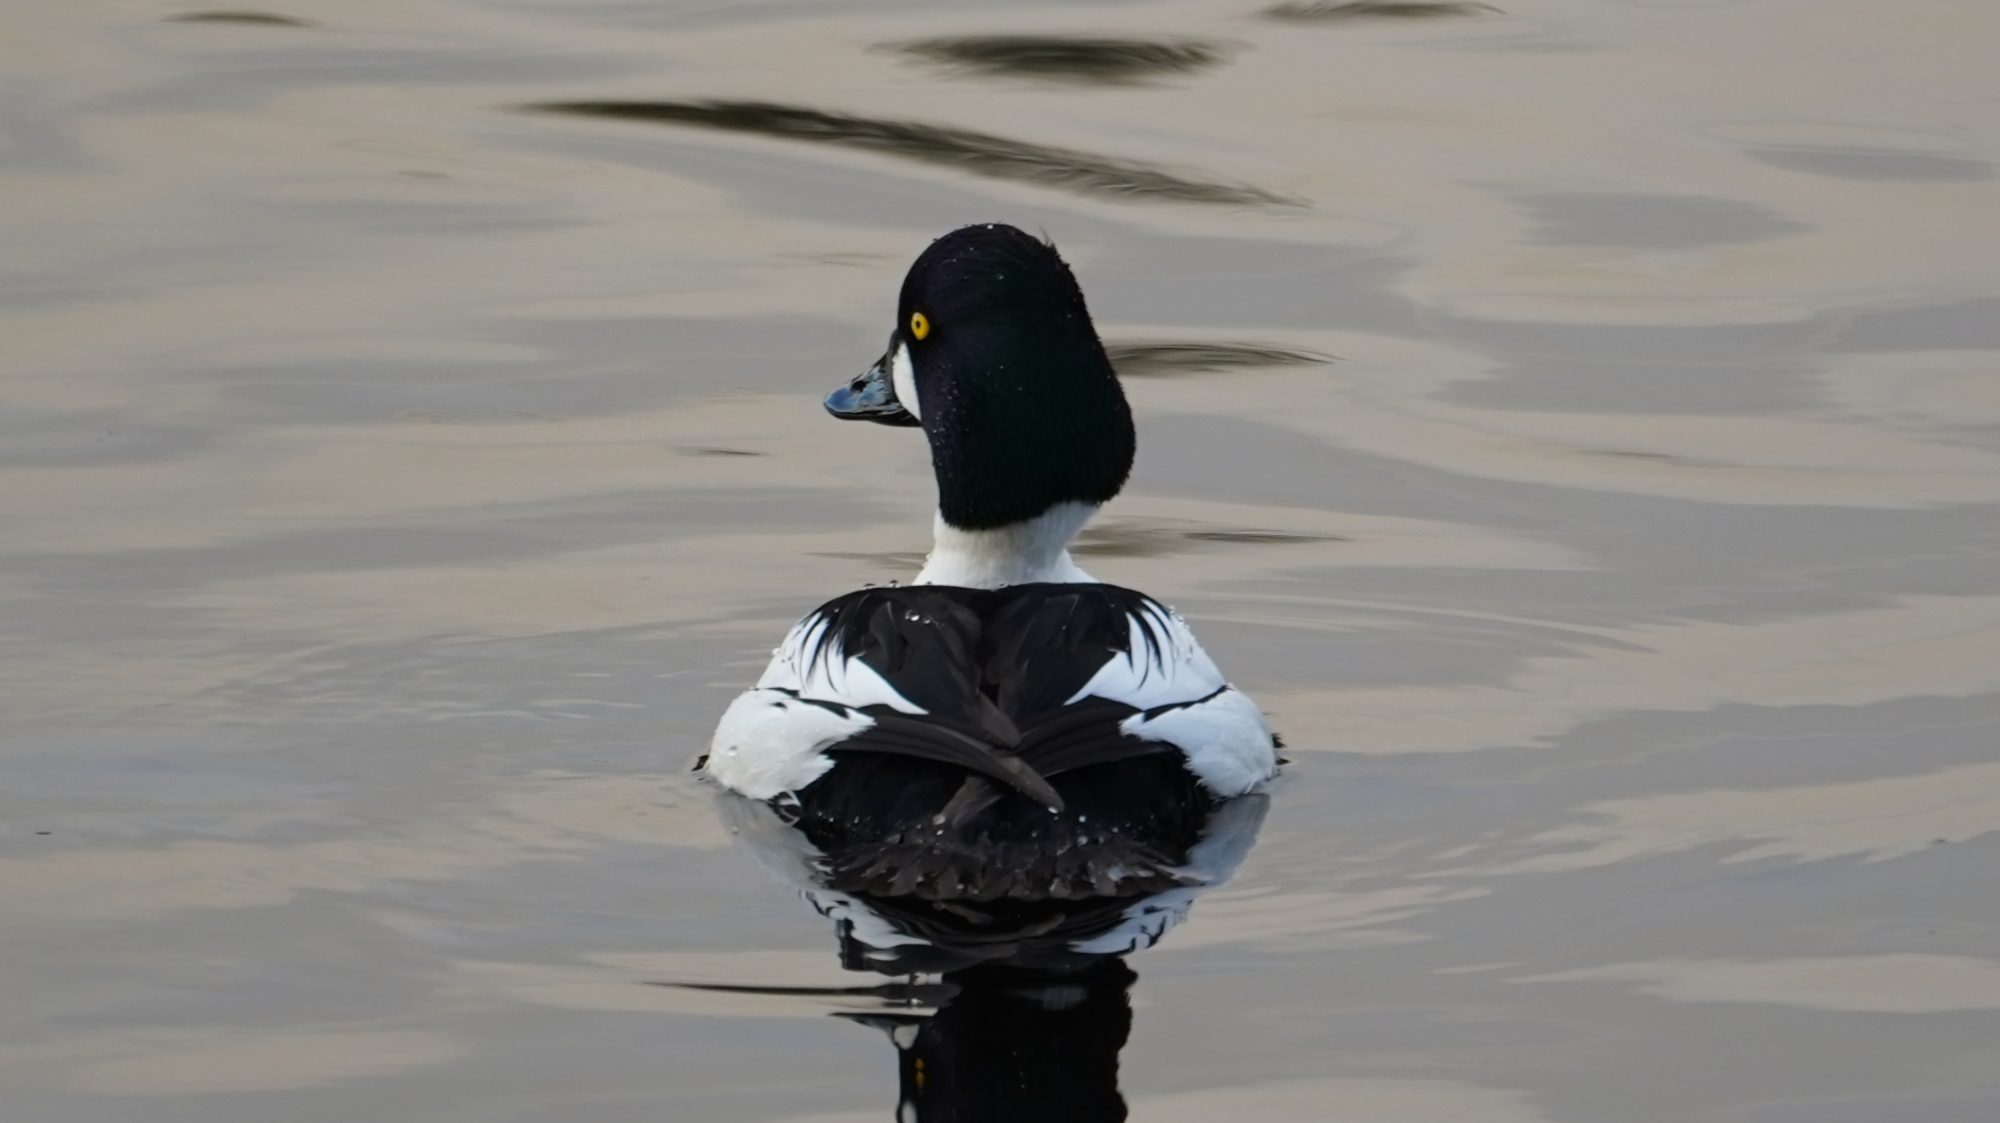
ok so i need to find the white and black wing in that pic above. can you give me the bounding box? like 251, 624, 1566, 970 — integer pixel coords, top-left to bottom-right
1060, 594, 1278, 798
702, 609, 908, 801
703, 583, 1277, 902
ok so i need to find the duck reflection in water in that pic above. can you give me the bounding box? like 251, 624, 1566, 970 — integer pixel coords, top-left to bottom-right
701, 791, 1268, 1122
851, 960, 1137, 1123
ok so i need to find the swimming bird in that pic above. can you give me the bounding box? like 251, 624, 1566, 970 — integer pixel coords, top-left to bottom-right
703, 223, 1278, 904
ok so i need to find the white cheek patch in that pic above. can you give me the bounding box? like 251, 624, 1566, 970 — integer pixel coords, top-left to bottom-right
890, 342, 922, 422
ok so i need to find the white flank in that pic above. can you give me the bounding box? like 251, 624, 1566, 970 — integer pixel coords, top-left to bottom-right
704, 689, 871, 800
917, 501, 1099, 588
1058, 597, 1277, 795
705, 609, 928, 800
1122, 687, 1277, 796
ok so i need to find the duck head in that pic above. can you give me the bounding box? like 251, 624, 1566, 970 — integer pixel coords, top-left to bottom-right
826, 224, 1136, 537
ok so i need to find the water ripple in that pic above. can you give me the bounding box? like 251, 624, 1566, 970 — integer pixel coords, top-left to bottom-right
523, 99, 1299, 207
1263, 1, 1499, 21
1106, 340, 1333, 377
165, 10, 316, 26
887, 34, 1230, 85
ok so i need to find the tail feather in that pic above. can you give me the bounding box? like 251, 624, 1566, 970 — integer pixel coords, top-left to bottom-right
833, 713, 1065, 810
820, 831, 1192, 902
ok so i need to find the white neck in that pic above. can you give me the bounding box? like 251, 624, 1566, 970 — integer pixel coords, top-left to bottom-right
915, 501, 1099, 588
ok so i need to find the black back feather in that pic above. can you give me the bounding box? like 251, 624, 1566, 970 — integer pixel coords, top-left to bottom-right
788, 583, 1213, 901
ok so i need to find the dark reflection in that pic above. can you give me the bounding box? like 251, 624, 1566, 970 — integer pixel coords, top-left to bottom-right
853, 961, 1136, 1121
1186, 528, 1340, 544
1263, 0, 1499, 20
165, 10, 316, 25
1583, 447, 1704, 464
889, 34, 1228, 85
1104, 340, 1332, 378
1746, 145, 1994, 184
664, 962, 1137, 1120
1075, 519, 1346, 560
696, 792, 1267, 1119
814, 518, 1341, 565
524, 100, 1297, 206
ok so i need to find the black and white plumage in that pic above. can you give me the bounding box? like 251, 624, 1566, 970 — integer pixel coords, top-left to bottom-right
703, 222, 1278, 913
707, 583, 1274, 900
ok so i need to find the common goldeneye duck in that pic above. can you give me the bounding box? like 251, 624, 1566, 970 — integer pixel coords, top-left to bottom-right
704, 222, 1279, 903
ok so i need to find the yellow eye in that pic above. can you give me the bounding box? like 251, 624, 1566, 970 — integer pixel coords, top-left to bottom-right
909, 311, 930, 341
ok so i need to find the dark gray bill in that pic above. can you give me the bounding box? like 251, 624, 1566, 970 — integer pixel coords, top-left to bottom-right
824, 353, 919, 426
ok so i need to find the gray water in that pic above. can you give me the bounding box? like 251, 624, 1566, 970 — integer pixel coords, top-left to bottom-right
4, 1, 2000, 1119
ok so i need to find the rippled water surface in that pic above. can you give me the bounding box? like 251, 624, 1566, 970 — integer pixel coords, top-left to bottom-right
5, 1, 2000, 1118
